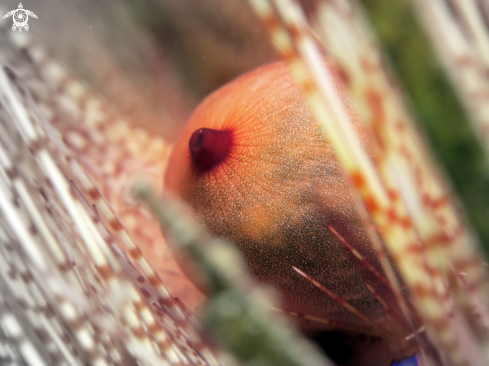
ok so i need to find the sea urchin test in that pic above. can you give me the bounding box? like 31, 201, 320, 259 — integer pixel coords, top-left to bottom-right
164, 62, 418, 365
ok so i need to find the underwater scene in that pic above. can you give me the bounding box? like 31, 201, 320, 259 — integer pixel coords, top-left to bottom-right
0, 1, 488, 365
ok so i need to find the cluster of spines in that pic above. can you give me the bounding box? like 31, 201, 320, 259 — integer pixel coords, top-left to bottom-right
7, 29, 187, 284
0, 46, 218, 366
411, 0, 489, 154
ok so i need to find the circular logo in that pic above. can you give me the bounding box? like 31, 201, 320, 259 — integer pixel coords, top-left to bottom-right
12, 9, 28, 28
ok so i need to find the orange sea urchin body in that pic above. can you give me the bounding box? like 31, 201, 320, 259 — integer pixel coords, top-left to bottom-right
165, 62, 417, 365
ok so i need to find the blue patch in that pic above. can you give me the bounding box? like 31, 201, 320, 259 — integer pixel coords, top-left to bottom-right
391, 353, 418, 366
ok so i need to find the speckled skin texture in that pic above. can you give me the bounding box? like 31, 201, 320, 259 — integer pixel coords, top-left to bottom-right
165, 62, 397, 334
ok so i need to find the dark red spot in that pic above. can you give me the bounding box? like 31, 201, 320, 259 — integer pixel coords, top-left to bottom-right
189, 128, 233, 173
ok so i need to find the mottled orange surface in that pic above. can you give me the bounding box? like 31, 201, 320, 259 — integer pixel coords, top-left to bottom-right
166, 61, 397, 333
164, 61, 422, 365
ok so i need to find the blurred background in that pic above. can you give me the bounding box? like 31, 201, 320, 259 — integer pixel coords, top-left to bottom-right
0, 0, 278, 141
